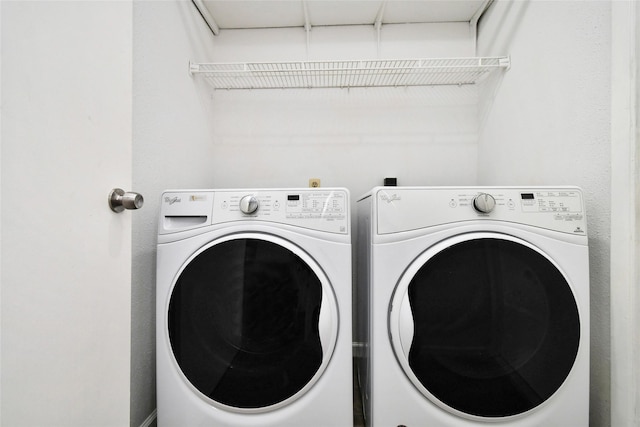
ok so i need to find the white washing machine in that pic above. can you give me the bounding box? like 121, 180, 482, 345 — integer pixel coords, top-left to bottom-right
356, 186, 589, 426
156, 188, 352, 427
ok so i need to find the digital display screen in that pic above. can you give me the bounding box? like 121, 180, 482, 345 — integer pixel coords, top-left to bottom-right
521, 193, 535, 200
287, 195, 300, 201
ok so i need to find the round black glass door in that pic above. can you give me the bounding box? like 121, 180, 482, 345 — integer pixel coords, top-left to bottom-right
168, 237, 324, 409
404, 237, 580, 418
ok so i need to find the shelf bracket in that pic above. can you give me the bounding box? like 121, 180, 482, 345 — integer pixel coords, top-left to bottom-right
497, 56, 511, 70
374, 2, 386, 56
189, 61, 201, 75
303, 1, 312, 59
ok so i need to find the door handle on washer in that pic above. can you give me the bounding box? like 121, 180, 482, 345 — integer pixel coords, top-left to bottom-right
109, 188, 144, 213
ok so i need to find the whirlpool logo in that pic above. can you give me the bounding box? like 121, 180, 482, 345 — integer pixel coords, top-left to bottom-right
379, 193, 401, 203
164, 196, 181, 205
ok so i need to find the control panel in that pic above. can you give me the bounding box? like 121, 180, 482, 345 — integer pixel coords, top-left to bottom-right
159, 189, 349, 235
376, 187, 586, 236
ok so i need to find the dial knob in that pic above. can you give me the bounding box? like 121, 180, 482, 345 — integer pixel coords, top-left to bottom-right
239, 195, 259, 214
473, 193, 496, 213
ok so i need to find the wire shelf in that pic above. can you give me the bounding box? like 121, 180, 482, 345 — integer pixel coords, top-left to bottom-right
189, 57, 510, 90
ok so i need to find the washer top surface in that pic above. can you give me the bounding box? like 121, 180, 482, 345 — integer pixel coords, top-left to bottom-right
363, 186, 587, 238
158, 187, 350, 237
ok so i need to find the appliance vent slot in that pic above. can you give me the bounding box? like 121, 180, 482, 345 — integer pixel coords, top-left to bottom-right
164, 215, 208, 229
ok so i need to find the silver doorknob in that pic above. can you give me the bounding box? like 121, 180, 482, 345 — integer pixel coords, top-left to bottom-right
109, 188, 144, 213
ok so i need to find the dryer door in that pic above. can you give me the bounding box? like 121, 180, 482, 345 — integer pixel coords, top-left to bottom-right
167, 233, 338, 413
389, 232, 581, 419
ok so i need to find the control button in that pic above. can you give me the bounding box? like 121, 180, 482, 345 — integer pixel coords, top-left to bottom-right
507, 199, 515, 209
473, 193, 496, 214
449, 199, 457, 208
239, 195, 259, 214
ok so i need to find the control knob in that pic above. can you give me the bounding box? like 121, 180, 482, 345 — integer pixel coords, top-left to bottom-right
473, 193, 496, 214
239, 195, 259, 214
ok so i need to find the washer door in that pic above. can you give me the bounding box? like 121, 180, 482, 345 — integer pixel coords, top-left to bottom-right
167, 233, 338, 412
389, 232, 580, 419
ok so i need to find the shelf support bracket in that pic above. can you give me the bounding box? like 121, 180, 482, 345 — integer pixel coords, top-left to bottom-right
189, 61, 201, 76
303, 1, 312, 59
499, 56, 512, 70
374, 2, 386, 56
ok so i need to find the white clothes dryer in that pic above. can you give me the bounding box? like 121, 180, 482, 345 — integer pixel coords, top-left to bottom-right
157, 188, 352, 427
356, 186, 589, 426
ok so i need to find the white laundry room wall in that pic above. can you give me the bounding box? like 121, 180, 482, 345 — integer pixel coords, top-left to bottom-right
476, 1, 611, 426
132, 1, 218, 426
202, 23, 479, 198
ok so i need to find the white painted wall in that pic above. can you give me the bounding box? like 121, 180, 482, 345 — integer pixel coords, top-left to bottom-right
476, 1, 611, 425
132, 1, 218, 425
205, 22, 477, 199
1, 1, 132, 426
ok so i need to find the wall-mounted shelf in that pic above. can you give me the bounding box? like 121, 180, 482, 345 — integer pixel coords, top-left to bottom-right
189, 56, 510, 90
